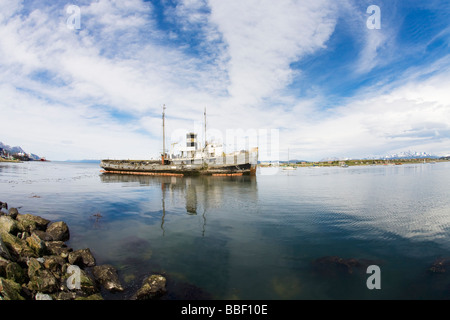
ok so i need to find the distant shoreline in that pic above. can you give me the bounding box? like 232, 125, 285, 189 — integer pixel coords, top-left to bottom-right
261, 158, 450, 168
0, 158, 21, 163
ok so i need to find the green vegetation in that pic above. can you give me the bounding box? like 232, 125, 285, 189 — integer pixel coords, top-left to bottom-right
0, 158, 20, 163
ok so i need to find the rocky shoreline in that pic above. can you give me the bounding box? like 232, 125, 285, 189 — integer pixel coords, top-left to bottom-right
0, 201, 166, 300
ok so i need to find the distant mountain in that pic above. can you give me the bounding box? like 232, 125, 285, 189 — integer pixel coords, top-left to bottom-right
376, 151, 438, 160
319, 151, 439, 162
0, 142, 24, 154
0, 141, 41, 160
279, 159, 309, 163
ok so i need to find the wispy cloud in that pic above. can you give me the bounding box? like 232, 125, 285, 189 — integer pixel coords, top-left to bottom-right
208, 0, 337, 107
288, 60, 450, 160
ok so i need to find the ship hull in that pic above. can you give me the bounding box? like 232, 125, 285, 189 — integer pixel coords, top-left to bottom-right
100, 160, 257, 176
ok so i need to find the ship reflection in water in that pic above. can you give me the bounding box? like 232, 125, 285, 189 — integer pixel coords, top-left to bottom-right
99, 172, 258, 237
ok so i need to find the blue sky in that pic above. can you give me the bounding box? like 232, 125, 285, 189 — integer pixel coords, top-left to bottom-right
0, 0, 449, 161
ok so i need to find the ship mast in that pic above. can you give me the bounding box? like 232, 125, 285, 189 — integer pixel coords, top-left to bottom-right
204, 106, 207, 150
162, 104, 166, 165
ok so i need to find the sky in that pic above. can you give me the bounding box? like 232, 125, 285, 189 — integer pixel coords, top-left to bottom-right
0, 0, 449, 161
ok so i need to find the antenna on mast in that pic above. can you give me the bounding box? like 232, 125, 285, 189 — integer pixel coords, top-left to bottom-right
162, 104, 166, 165
204, 106, 207, 150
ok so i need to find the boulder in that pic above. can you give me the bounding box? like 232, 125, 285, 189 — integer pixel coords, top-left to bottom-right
32, 230, 53, 241
35, 292, 52, 300
27, 257, 43, 279
68, 248, 96, 267
92, 265, 124, 292
75, 293, 103, 300
62, 264, 98, 295
27, 258, 60, 294
53, 291, 78, 300
5, 262, 26, 284
0, 216, 19, 235
0, 256, 9, 277
135, 274, 166, 300
27, 269, 59, 293
26, 233, 47, 256
78, 269, 98, 295
54, 290, 103, 300
8, 208, 19, 219
46, 221, 70, 242
43, 255, 65, 273
0, 231, 36, 259
45, 241, 72, 258
0, 234, 12, 260
17, 219, 37, 233
16, 214, 51, 231
0, 277, 25, 300
0, 201, 7, 211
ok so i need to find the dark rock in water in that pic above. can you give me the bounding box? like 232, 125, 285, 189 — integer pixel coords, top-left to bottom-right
46, 221, 70, 242
135, 274, 167, 300
0, 201, 189, 301
312, 256, 379, 276
0, 201, 7, 210
92, 265, 124, 293
164, 278, 213, 300
78, 268, 99, 295
32, 230, 53, 242
68, 248, 96, 267
428, 258, 450, 274
8, 208, 18, 219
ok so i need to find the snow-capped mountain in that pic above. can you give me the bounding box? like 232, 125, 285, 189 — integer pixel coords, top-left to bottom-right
382, 151, 438, 159
0, 141, 41, 160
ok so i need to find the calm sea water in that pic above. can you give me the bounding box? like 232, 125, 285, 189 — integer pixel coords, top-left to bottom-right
1, 160, 450, 300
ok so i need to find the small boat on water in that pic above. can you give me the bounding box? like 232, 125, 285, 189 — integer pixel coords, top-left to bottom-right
101, 107, 258, 176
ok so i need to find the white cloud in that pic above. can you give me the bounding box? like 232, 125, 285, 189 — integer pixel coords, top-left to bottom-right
208, 0, 337, 107
284, 64, 450, 161
0, 0, 449, 162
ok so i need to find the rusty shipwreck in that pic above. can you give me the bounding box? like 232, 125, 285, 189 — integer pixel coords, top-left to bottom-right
100, 107, 258, 177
